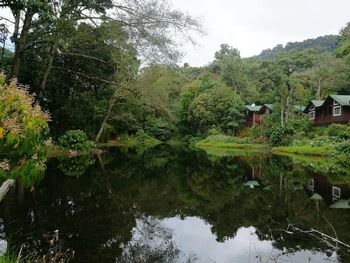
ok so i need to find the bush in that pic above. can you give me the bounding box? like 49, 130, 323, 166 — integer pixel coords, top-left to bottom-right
0, 74, 49, 182
58, 130, 94, 153
136, 130, 159, 143
144, 118, 173, 141
286, 116, 313, 135
336, 140, 350, 156
269, 126, 293, 146
207, 127, 222, 136
328, 124, 350, 140
0, 75, 50, 156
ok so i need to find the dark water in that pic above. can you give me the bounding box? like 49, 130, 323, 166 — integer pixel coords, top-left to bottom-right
1, 145, 350, 262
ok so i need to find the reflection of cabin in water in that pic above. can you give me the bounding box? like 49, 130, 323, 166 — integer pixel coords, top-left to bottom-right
306, 174, 350, 208
240, 158, 264, 189
304, 95, 350, 126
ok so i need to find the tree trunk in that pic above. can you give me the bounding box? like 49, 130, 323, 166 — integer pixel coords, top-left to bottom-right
316, 76, 322, 100
11, 11, 34, 78
95, 94, 118, 143
285, 82, 292, 124
37, 43, 57, 100
280, 101, 284, 126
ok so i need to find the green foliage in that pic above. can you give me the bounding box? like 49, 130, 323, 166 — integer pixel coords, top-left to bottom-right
327, 124, 350, 140
207, 127, 222, 136
286, 115, 313, 135
335, 22, 350, 58
0, 75, 49, 156
58, 155, 95, 177
258, 35, 340, 60
144, 118, 174, 141
198, 134, 250, 144
0, 74, 49, 184
188, 93, 216, 132
274, 145, 334, 157
58, 130, 95, 153
269, 126, 293, 146
335, 141, 350, 156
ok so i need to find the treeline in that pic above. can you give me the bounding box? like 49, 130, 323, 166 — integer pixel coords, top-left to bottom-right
0, 0, 202, 142
1, 1, 350, 142
256, 35, 340, 60
112, 23, 350, 140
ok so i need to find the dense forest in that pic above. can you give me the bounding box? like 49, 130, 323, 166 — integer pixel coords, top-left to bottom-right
1, 1, 350, 144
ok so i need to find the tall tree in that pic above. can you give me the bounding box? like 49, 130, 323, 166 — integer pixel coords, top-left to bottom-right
275, 50, 314, 124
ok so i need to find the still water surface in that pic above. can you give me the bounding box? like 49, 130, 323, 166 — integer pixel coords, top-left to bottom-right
1, 145, 350, 262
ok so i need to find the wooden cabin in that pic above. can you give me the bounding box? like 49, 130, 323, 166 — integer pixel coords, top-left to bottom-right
304, 95, 350, 126
244, 104, 262, 127
303, 100, 324, 125
258, 104, 274, 115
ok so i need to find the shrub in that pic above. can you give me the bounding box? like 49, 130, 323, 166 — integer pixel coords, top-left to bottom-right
0, 74, 49, 182
269, 126, 293, 146
58, 130, 94, 153
0, 75, 50, 156
328, 124, 350, 140
135, 130, 159, 143
207, 127, 222, 136
144, 118, 173, 141
336, 140, 350, 156
286, 116, 313, 135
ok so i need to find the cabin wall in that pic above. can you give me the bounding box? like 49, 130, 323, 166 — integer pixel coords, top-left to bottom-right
315, 106, 350, 126
244, 112, 262, 127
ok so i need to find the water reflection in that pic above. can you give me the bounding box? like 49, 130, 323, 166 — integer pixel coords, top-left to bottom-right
0, 145, 349, 262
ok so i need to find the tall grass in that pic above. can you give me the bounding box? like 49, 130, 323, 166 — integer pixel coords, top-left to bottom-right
0, 253, 20, 263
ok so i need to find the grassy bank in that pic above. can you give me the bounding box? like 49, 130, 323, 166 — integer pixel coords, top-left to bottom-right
100, 135, 161, 148
195, 134, 269, 151
272, 145, 334, 157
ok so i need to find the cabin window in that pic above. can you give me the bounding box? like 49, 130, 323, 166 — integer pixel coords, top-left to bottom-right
332, 186, 341, 199
310, 105, 315, 110
333, 106, 342, 116
333, 100, 339, 106
309, 111, 315, 120
308, 179, 314, 191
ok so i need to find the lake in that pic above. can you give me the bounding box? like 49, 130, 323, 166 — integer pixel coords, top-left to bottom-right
1, 145, 350, 262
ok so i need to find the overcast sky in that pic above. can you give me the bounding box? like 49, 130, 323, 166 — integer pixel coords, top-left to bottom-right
172, 0, 350, 67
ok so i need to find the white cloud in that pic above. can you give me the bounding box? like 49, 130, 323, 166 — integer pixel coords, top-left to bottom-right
171, 0, 350, 66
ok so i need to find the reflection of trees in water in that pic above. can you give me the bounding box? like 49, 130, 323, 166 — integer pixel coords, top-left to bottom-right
58, 155, 95, 177
117, 216, 181, 263
1, 146, 350, 262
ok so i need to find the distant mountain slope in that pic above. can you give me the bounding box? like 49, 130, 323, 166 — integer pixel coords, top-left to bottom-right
255, 35, 340, 60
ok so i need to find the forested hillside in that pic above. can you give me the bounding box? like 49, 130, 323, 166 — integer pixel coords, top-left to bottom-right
256, 35, 340, 60
1, 1, 350, 142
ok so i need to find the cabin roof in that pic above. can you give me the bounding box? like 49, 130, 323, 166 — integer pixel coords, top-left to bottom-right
258, 104, 274, 114
304, 100, 324, 113
293, 105, 306, 112
245, 105, 262, 112
311, 100, 324, 107
330, 95, 350, 106
264, 104, 274, 110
